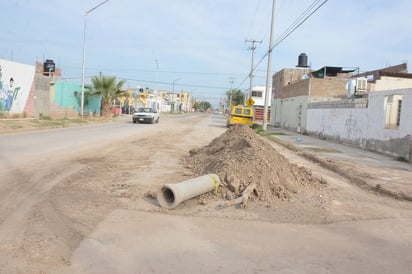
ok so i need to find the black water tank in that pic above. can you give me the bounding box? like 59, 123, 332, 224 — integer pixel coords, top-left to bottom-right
297, 53, 308, 67
43, 59, 55, 75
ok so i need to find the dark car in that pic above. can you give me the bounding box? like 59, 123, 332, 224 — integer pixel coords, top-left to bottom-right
122, 105, 135, 114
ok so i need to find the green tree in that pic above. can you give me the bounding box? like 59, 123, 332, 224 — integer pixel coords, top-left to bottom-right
86, 75, 127, 117
194, 101, 211, 111
226, 89, 244, 106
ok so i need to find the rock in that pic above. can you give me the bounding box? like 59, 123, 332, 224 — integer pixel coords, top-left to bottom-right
144, 191, 157, 199
225, 174, 240, 194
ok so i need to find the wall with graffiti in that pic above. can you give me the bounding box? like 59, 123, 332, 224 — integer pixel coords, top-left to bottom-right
306, 88, 412, 160
0, 59, 35, 114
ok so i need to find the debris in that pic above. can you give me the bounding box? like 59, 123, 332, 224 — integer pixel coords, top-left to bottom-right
144, 191, 157, 199
225, 182, 257, 208
183, 124, 326, 208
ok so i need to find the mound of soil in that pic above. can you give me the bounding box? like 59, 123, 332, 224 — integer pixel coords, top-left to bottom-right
183, 124, 326, 207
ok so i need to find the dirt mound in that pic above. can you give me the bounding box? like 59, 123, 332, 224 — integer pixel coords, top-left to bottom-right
183, 124, 325, 207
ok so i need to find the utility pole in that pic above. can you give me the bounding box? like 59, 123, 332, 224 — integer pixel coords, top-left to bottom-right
246, 39, 262, 98
228, 77, 235, 108
155, 59, 159, 95
263, 0, 276, 130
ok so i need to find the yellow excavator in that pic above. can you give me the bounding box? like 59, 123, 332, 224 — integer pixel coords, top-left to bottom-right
226, 105, 254, 127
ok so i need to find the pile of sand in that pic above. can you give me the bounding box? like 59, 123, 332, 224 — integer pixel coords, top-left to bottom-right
183, 124, 325, 207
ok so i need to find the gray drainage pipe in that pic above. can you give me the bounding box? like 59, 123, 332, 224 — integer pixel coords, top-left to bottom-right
157, 174, 220, 209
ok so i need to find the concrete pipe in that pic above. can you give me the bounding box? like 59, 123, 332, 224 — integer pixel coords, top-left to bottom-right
157, 174, 220, 209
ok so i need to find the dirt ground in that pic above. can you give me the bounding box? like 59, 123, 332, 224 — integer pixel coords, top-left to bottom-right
0, 117, 112, 134
0, 115, 411, 273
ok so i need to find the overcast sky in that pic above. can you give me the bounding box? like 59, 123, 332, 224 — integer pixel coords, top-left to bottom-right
1, 0, 411, 107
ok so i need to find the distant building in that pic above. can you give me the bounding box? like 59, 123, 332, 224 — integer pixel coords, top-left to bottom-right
248, 85, 271, 123
0, 58, 81, 118
353, 63, 412, 93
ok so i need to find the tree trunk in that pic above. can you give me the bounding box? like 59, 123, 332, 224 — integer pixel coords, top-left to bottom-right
102, 100, 112, 118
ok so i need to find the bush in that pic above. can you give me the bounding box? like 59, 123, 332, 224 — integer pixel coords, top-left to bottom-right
396, 156, 409, 163
39, 113, 52, 120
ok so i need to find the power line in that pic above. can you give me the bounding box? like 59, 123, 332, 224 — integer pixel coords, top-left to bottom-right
62, 66, 246, 78
245, 0, 263, 39
236, 0, 329, 89
118, 77, 230, 90
59, 75, 232, 91
255, 0, 329, 71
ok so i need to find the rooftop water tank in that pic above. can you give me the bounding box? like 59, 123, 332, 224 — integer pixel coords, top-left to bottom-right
43, 59, 55, 75
297, 53, 308, 68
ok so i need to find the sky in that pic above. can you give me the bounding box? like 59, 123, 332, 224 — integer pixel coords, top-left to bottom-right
1, 0, 411, 107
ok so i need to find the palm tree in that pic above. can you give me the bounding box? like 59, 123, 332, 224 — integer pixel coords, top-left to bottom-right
86, 75, 127, 117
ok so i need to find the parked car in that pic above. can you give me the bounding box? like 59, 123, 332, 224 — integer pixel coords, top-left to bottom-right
122, 105, 135, 114
132, 107, 160, 124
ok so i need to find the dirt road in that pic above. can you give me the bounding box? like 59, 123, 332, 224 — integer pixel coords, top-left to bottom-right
0, 113, 411, 273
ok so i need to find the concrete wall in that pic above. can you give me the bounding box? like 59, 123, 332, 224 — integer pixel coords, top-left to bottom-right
271, 96, 308, 131
250, 86, 269, 106
51, 81, 86, 118
372, 76, 412, 91
0, 59, 35, 114
33, 74, 51, 116
53, 82, 80, 109
307, 88, 412, 160
0, 59, 73, 118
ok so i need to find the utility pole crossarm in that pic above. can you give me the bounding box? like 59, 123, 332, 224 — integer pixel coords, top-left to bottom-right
246, 39, 263, 98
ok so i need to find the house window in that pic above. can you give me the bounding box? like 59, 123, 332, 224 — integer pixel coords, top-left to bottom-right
252, 91, 262, 97
384, 95, 402, 129
397, 99, 402, 126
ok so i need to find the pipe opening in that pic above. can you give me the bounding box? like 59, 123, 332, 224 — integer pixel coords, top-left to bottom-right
161, 187, 175, 205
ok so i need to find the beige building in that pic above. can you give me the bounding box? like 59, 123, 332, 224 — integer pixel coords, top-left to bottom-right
356, 63, 412, 92
271, 66, 353, 132
271, 63, 412, 133
272, 62, 412, 160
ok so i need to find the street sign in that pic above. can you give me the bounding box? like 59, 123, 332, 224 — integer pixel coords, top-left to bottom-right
246, 97, 255, 106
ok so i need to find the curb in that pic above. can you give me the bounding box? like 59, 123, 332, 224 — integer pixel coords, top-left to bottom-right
265, 135, 412, 202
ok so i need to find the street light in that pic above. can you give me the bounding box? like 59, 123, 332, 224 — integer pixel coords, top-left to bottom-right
80, 0, 109, 117
172, 78, 181, 93
155, 59, 159, 95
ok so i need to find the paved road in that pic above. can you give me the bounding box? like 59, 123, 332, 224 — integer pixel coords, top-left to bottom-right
1, 114, 411, 273
0, 116, 152, 168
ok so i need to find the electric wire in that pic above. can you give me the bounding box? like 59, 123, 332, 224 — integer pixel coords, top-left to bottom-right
236, 0, 329, 89
245, 0, 262, 40
117, 77, 230, 90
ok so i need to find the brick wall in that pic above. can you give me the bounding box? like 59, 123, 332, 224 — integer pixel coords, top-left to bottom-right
48, 104, 79, 119
310, 78, 348, 97
273, 68, 309, 99
273, 68, 347, 99
275, 79, 310, 99
23, 80, 36, 117
33, 74, 51, 116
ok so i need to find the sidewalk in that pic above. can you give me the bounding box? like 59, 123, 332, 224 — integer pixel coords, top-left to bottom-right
266, 126, 412, 201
